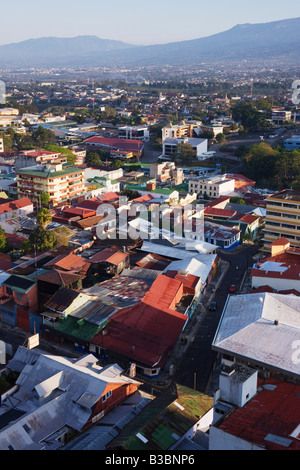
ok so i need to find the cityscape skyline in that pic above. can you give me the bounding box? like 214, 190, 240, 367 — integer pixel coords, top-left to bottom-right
0, 1, 300, 46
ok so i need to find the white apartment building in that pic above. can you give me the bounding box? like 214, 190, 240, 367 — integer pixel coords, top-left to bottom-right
189, 175, 235, 199
118, 125, 150, 142
163, 137, 208, 160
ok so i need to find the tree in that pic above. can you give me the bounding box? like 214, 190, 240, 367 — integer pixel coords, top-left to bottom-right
25, 227, 57, 254
175, 142, 196, 162
40, 192, 50, 208
37, 208, 52, 228
0, 227, 7, 252
216, 133, 226, 144
54, 226, 72, 246
232, 102, 269, 133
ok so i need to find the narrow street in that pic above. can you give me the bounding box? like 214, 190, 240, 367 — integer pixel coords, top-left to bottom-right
174, 244, 260, 395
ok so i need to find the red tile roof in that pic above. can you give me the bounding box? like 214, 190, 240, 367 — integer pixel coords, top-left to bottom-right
91, 301, 187, 368
231, 213, 260, 224
251, 250, 300, 281
44, 253, 91, 274
0, 198, 33, 215
90, 248, 129, 266
142, 274, 183, 310
204, 207, 237, 218
215, 378, 300, 450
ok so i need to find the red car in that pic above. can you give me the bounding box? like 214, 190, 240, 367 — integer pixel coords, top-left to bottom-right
229, 284, 236, 293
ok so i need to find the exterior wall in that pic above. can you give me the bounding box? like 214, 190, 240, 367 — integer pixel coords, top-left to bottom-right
17, 168, 85, 207
209, 426, 264, 450
252, 275, 300, 292
170, 408, 214, 450
263, 195, 300, 251
189, 177, 235, 199
84, 382, 140, 431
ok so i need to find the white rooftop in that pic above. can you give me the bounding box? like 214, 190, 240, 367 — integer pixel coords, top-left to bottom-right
212, 293, 300, 378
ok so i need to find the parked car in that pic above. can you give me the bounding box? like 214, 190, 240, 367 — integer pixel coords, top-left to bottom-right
209, 301, 217, 311
229, 284, 236, 293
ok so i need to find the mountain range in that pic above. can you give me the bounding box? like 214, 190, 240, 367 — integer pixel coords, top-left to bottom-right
0, 17, 299, 69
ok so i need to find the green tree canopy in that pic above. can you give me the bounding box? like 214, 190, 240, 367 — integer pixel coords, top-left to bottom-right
37, 208, 52, 228
25, 227, 57, 254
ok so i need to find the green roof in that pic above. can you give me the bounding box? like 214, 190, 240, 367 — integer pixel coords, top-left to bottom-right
125, 184, 177, 196
50, 315, 102, 342
17, 166, 84, 179
107, 383, 213, 451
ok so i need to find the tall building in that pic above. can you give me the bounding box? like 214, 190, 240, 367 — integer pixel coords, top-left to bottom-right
162, 121, 202, 142
263, 190, 300, 253
17, 161, 85, 207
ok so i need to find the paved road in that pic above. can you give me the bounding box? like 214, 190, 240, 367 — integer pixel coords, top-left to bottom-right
175, 244, 260, 395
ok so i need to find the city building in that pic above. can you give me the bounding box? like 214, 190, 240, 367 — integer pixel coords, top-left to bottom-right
106, 383, 214, 451
251, 237, 300, 293
162, 121, 202, 142
162, 137, 208, 160
200, 123, 224, 137
272, 109, 292, 124
212, 292, 300, 382
84, 136, 144, 159
150, 162, 184, 185
14, 150, 63, 172
284, 135, 300, 150
189, 175, 235, 199
16, 161, 86, 207
263, 189, 300, 253
210, 369, 300, 450
118, 125, 150, 142
0, 347, 141, 450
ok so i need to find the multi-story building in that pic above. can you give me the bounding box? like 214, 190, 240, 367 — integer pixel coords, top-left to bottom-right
17, 161, 85, 208
263, 190, 300, 253
272, 109, 292, 124
189, 175, 235, 199
162, 121, 202, 142
163, 137, 208, 160
284, 135, 300, 151
118, 125, 150, 142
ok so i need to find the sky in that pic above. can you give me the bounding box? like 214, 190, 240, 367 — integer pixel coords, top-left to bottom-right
0, 0, 300, 46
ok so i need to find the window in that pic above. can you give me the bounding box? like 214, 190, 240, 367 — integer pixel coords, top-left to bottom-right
102, 390, 112, 403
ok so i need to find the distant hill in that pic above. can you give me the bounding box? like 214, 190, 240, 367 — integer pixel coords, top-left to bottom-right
0, 17, 299, 68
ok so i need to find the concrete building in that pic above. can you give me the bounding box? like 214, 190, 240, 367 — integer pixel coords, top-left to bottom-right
251, 237, 300, 293
14, 150, 64, 172
212, 292, 300, 382
272, 109, 292, 124
150, 162, 184, 185
263, 189, 300, 252
162, 121, 202, 142
118, 125, 150, 142
284, 135, 300, 151
163, 137, 208, 160
209, 366, 300, 450
17, 161, 86, 208
189, 175, 235, 199
0, 347, 141, 450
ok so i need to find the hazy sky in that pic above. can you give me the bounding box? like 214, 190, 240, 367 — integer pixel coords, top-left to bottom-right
1, 0, 300, 46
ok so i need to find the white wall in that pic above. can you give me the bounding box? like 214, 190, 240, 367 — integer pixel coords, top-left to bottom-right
209, 426, 265, 450
252, 275, 300, 293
